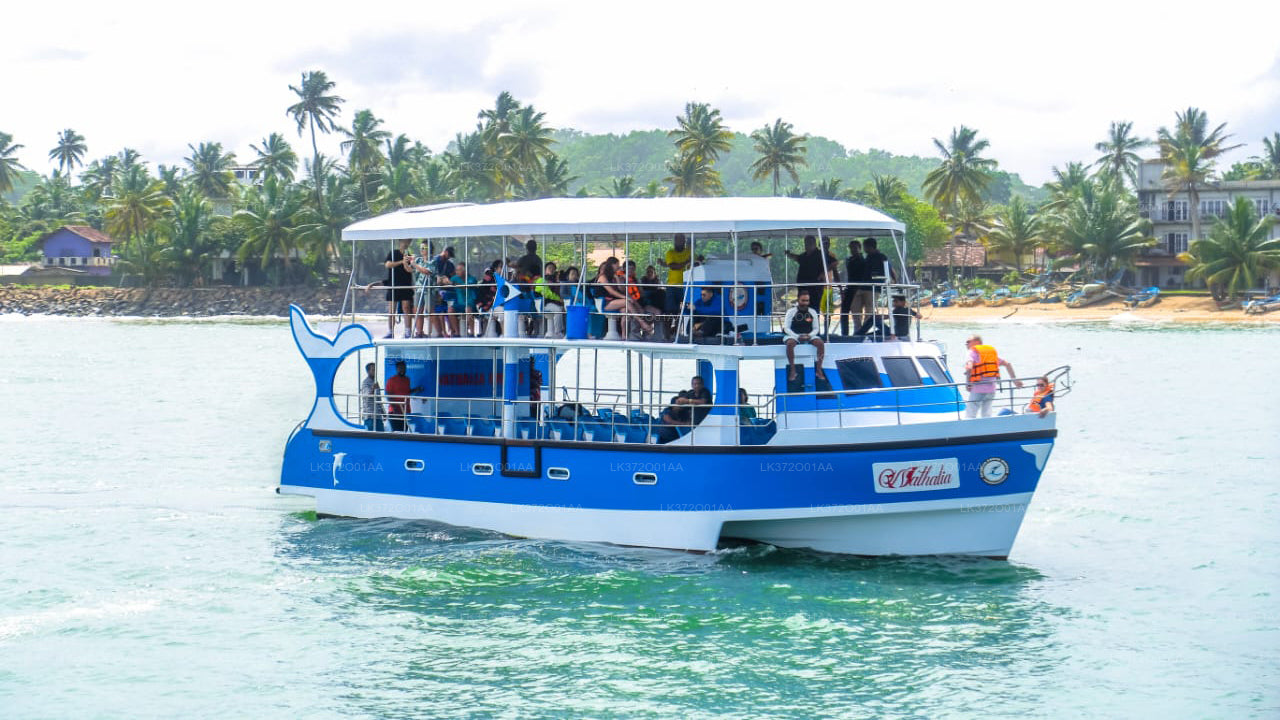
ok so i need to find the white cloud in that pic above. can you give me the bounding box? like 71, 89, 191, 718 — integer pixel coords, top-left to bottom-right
4, 0, 1276, 186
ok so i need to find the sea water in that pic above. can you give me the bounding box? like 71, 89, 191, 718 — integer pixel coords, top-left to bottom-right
1, 316, 1277, 719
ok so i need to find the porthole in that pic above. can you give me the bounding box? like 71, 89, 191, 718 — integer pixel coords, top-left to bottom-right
547, 467, 571, 480
404, 459, 424, 471
473, 463, 494, 476
633, 472, 657, 485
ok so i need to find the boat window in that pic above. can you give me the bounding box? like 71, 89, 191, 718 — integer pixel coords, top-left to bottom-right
404, 459, 425, 471
835, 358, 882, 390
547, 467, 570, 480
918, 357, 951, 384
882, 357, 922, 387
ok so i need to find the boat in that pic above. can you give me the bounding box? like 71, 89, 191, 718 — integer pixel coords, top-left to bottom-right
277, 198, 1067, 558
1010, 287, 1043, 304
1123, 286, 1161, 308
984, 287, 1012, 307
930, 284, 958, 307
956, 288, 986, 307
1243, 293, 1280, 314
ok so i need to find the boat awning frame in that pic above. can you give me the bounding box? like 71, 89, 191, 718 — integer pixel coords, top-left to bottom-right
342, 197, 905, 241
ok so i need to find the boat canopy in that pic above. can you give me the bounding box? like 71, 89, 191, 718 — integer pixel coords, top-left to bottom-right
342, 197, 905, 241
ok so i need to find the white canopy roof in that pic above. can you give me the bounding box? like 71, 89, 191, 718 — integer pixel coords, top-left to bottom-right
342, 197, 905, 241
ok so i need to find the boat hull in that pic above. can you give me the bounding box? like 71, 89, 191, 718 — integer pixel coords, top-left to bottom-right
279, 427, 1055, 557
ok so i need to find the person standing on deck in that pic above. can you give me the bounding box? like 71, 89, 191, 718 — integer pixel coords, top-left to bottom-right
862, 237, 896, 307
785, 235, 827, 307
964, 334, 1022, 418
381, 238, 414, 339
841, 239, 868, 335
384, 361, 423, 432
360, 362, 384, 432
659, 233, 691, 315
782, 290, 826, 382
516, 239, 542, 288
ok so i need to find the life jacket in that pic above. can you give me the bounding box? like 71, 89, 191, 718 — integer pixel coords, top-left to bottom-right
790, 308, 815, 335
1028, 382, 1055, 413
968, 344, 1000, 383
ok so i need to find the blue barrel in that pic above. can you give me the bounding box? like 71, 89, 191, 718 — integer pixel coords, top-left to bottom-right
566, 305, 590, 339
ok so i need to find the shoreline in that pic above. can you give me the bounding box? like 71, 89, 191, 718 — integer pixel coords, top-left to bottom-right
0, 286, 1275, 325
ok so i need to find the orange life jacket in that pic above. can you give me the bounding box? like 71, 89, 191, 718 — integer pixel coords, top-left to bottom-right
968, 344, 1000, 383
619, 270, 641, 301
1028, 382, 1055, 413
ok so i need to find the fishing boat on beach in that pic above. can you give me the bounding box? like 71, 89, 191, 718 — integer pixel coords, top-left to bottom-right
1243, 292, 1280, 314
277, 198, 1067, 558
984, 287, 1012, 307
1123, 286, 1161, 309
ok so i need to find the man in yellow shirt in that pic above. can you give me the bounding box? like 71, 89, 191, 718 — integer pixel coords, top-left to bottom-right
659, 233, 691, 314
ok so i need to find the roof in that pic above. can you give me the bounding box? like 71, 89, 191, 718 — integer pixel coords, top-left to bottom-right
921, 241, 987, 268
43, 225, 116, 245
342, 197, 906, 242
0, 264, 38, 276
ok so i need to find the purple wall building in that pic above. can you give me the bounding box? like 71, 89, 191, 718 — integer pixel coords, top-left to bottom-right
40, 226, 117, 276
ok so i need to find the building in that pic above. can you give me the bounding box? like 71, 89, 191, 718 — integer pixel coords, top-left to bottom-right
230, 165, 262, 185
1135, 159, 1280, 289
915, 239, 989, 284
38, 225, 117, 276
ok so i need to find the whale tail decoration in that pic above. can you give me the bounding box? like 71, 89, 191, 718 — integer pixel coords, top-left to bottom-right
289, 304, 374, 361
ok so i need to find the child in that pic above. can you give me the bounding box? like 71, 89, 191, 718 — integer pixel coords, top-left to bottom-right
891, 295, 921, 339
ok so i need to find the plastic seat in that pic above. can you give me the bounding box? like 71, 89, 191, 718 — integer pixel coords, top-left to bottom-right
597, 408, 617, 424
582, 422, 614, 442
411, 416, 436, 434
440, 417, 468, 436
469, 418, 497, 437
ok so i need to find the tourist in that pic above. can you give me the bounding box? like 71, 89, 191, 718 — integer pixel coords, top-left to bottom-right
533, 268, 565, 337
360, 362, 384, 432
783, 290, 826, 382
658, 233, 691, 314
544, 261, 561, 297
890, 295, 920, 339
561, 266, 588, 306
624, 260, 662, 318
688, 286, 729, 338
640, 265, 666, 312
381, 238, 414, 339
595, 257, 652, 337
863, 237, 896, 293
737, 387, 757, 422
841, 239, 869, 335
964, 334, 1022, 418
384, 360, 422, 432
409, 240, 435, 338
430, 246, 457, 337
784, 235, 826, 307
516, 239, 542, 287
1026, 376, 1055, 417
687, 375, 713, 423
750, 241, 772, 259
450, 262, 477, 337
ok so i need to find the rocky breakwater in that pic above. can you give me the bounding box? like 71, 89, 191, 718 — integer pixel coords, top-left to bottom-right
0, 286, 387, 317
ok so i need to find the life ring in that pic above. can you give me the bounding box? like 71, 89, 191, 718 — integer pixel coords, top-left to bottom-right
730, 285, 750, 311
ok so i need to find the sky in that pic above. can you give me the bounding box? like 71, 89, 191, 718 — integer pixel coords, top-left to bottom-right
5, 0, 1279, 187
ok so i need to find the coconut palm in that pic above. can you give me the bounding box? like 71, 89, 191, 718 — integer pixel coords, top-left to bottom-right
104, 164, 171, 245
1179, 197, 1280, 299
371, 160, 420, 213
635, 179, 666, 199
669, 102, 733, 163
1248, 132, 1280, 180
235, 175, 306, 282
114, 228, 175, 287
1093, 121, 1149, 189
1157, 107, 1242, 243
0, 131, 28, 195
297, 173, 358, 277
49, 129, 87, 176
478, 91, 521, 142
986, 196, 1043, 273
748, 119, 807, 196
811, 178, 853, 201
922, 125, 998, 213
156, 164, 183, 198
1042, 162, 1092, 213
444, 130, 501, 202
515, 156, 577, 199
339, 109, 391, 209
500, 105, 557, 184
287, 70, 345, 199
250, 133, 298, 183
166, 187, 214, 286
1055, 178, 1152, 274
184, 141, 237, 199
601, 176, 637, 198
79, 157, 117, 202
857, 174, 909, 211
944, 199, 993, 281
664, 152, 722, 197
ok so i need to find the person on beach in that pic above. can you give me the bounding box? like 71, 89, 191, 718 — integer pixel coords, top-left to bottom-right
783, 290, 826, 382
360, 362, 384, 432
1026, 376, 1055, 417
384, 360, 423, 432
964, 334, 1022, 418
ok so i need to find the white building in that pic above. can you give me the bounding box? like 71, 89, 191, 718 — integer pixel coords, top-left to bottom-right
1135, 159, 1280, 289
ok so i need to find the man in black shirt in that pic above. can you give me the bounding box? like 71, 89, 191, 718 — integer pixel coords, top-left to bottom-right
785, 235, 826, 306
863, 237, 896, 285
516, 239, 542, 287
382, 238, 414, 338
840, 239, 866, 335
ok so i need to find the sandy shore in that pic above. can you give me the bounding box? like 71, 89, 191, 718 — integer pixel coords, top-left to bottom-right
918, 295, 1277, 324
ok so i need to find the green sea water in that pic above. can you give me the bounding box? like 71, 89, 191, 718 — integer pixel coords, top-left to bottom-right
1, 316, 1277, 719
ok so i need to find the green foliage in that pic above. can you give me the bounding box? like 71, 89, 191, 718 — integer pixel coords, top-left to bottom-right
1179, 197, 1280, 299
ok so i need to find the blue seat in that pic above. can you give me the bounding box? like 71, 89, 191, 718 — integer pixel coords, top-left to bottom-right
469, 417, 497, 437
622, 423, 649, 444
582, 421, 614, 442
629, 410, 652, 424
411, 416, 436, 434
440, 417, 468, 436
597, 408, 617, 424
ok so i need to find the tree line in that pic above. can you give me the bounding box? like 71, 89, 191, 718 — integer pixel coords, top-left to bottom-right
0, 71, 1277, 295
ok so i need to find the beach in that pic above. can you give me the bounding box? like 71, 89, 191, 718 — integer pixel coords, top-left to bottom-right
920, 294, 1276, 324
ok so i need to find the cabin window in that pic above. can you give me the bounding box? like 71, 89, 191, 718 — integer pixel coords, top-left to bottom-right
882, 357, 922, 387
917, 357, 951, 384
835, 358, 882, 390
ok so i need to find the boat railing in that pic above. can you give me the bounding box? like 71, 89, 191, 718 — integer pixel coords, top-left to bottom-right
342, 276, 925, 345
327, 367, 1069, 445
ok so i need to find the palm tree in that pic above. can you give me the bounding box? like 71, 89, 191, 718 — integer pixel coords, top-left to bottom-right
104, 165, 171, 245
500, 105, 557, 185
1248, 132, 1280, 180
184, 141, 237, 199
297, 173, 358, 278
1179, 197, 1280, 299
236, 175, 306, 283
79, 157, 117, 202
49, 129, 87, 176
664, 152, 721, 197
669, 102, 734, 163
748, 119, 807, 195
287, 70, 345, 200
156, 164, 184, 198
986, 196, 1043, 273
944, 199, 993, 281
857, 174, 909, 210
811, 178, 853, 201
478, 91, 521, 141
1042, 162, 1092, 213
635, 179, 666, 199
1156, 107, 1242, 243
371, 159, 420, 213
114, 228, 175, 287
1055, 178, 1152, 274
166, 187, 214, 286
1093, 121, 1149, 189
444, 130, 501, 202
339, 109, 391, 209
0, 132, 28, 195
602, 176, 637, 198
922, 125, 998, 213
251, 133, 298, 183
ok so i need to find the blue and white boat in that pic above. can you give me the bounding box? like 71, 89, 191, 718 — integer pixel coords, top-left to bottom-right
278, 198, 1067, 558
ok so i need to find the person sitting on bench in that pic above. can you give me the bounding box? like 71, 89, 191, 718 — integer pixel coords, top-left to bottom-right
688, 287, 730, 338
783, 290, 826, 382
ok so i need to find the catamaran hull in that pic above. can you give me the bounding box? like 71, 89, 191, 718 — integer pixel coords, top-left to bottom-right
279, 428, 1054, 557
